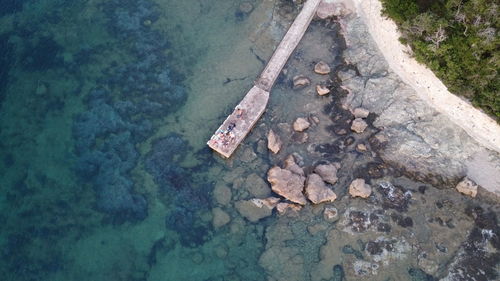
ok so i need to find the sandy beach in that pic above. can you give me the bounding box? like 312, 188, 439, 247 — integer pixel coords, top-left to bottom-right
323, 0, 500, 154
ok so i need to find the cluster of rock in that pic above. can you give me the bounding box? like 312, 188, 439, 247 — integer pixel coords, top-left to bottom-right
230, 155, 343, 222
350, 107, 370, 133
268, 155, 339, 206
291, 60, 332, 96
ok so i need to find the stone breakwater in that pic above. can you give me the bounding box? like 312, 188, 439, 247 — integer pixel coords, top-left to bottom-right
317, 0, 500, 195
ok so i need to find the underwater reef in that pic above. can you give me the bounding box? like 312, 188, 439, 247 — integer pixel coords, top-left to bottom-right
72, 0, 186, 222
145, 134, 213, 248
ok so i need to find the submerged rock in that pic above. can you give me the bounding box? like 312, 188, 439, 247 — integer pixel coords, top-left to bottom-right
239, 2, 253, 14
292, 75, 311, 89
378, 182, 412, 212
212, 207, 231, 228
244, 173, 272, 198
324, 207, 339, 222
305, 173, 337, 204
276, 202, 303, 215
349, 179, 372, 198
314, 163, 339, 185
235, 198, 275, 222
314, 61, 331, 75
293, 117, 311, 132
455, 177, 478, 197
267, 166, 307, 205
267, 129, 282, 154
213, 183, 232, 206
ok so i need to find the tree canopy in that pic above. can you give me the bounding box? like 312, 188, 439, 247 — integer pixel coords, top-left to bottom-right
381, 0, 499, 120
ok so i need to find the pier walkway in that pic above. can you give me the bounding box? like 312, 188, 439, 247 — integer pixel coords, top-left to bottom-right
207, 0, 322, 158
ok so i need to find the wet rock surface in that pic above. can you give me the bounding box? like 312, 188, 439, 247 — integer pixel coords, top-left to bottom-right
305, 173, 337, 204
232, 13, 500, 281
341, 16, 500, 190
149, 6, 498, 281
267, 166, 307, 205
314, 163, 339, 185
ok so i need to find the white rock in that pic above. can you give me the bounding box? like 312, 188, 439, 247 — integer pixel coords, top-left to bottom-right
351, 118, 368, 133
455, 177, 478, 197
293, 117, 310, 132
316, 84, 330, 96
349, 178, 372, 198
353, 107, 370, 118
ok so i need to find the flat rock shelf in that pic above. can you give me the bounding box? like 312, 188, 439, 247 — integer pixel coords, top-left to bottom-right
207, 0, 322, 158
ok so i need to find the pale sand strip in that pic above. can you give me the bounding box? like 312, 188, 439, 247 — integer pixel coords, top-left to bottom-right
326, 0, 500, 153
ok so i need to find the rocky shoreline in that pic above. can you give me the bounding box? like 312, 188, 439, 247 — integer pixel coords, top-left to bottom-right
207, 1, 499, 280
322, 0, 500, 196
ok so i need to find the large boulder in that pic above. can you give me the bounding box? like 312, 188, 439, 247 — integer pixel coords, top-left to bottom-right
267, 129, 282, 154
314, 61, 331, 75
314, 163, 339, 185
235, 198, 279, 222
293, 117, 311, 132
267, 166, 307, 205
351, 118, 368, 133
244, 173, 272, 198
349, 178, 372, 198
455, 177, 478, 197
305, 173, 337, 204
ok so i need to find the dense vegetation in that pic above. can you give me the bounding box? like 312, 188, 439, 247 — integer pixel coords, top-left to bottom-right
380, 0, 499, 120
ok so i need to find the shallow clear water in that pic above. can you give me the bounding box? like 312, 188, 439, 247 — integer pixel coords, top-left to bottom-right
0, 0, 498, 281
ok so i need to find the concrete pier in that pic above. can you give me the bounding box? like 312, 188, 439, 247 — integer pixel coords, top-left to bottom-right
207, 0, 322, 158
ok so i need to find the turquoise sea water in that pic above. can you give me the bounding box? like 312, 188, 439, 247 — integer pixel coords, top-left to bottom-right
1, 0, 499, 281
